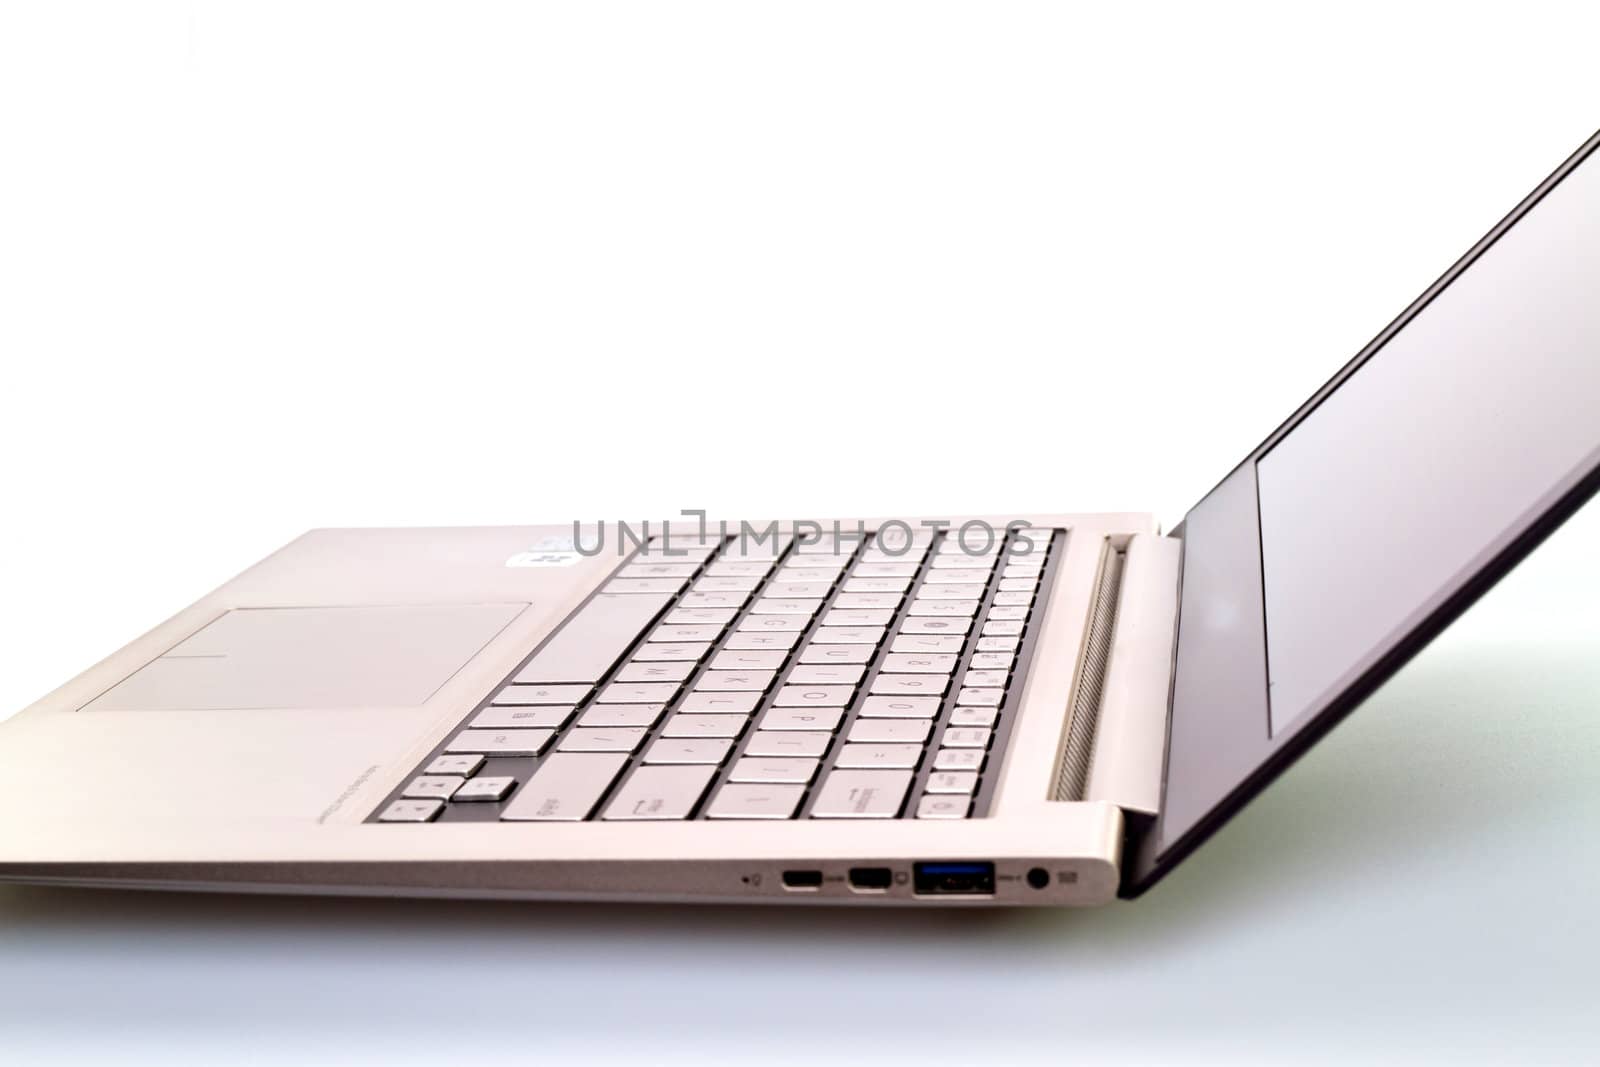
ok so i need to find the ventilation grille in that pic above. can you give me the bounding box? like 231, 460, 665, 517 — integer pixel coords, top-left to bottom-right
1053, 542, 1126, 801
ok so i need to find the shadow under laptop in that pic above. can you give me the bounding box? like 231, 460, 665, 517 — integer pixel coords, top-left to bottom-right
2, 640, 1593, 1049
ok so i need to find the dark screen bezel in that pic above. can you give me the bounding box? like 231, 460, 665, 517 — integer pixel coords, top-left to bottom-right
1122, 128, 1600, 898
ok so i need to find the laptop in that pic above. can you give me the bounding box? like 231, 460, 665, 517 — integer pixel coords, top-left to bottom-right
2, 128, 1596, 906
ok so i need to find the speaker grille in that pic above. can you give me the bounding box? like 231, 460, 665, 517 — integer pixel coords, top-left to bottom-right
1053, 542, 1126, 801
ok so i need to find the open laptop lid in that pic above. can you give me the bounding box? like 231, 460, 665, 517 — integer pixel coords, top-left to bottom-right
1123, 129, 1600, 897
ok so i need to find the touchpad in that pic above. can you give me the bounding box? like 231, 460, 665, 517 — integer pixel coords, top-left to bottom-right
83, 603, 528, 712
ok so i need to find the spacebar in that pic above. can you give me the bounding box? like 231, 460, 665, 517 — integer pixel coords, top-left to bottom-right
513, 592, 674, 685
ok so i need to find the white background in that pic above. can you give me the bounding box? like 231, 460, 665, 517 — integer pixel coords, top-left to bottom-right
2, 3, 1599, 1064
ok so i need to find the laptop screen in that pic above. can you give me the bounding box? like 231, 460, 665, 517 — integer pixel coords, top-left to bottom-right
1127, 131, 1600, 895
1255, 152, 1600, 736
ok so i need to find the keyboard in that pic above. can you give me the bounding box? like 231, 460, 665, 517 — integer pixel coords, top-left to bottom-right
372, 524, 1062, 824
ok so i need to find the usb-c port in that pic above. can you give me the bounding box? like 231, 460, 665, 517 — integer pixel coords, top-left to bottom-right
781, 869, 823, 890
847, 867, 893, 892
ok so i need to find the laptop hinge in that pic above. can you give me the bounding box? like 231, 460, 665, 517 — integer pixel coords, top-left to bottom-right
1051, 532, 1181, 814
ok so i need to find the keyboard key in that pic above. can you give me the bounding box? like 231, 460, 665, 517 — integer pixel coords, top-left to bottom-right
514, 592, 675, 685
890, 634, 966, 654
916, 794, 971, 819
773, 567, 841, 587
956, 687, 1004, 707
859, 696, 941, 718
1002, 563, 1045, 579
650, 624, 723, 643
926, 770, 979, 794
680, 591, 747, 611
908, 599, 980, 616
870, 531, 934, 550
933, 748, 985, 771
642, 737, 734, 764
900, 616, 971, 634
997, 578, 1036, 593
723, 631, 803, 651
446, 729, 554, 757
704, 560, 775, 578
737, 614, 808, 632
579, 703, 667, 728
501, 753, 628, 820
916, 586, 985, 601
960, 669, 1009, 689
832, 592, 902, 611
785, 663, 866, 685
692, 575, 763, 594
982, 619, 1025, 637
758, 707, 845, 732
810, 769, 913, 818
950, 706, 998, 727
711, 650, 788, 671
968, 651, 1015, 671
799, 643, 875, 663
615, 661, 696, 684
661, 713, 749, 738
922, 569, 991, 585
765, 581, 834, 599
843, 577, 912, 594
602, 765, 717, 820
470, 705, 574, 730
425, 754, 484, 777
986, 605, 1030, 621
493, 684, 590, 706
679, 691, 762, 714
869, 674, 948, 697
695, 670, 776, 692
665, 607, 738, 626
880, 653, 957, 674
402, 775, 462, 800
605, 577, 687, 595
1011, 529, 1055, 551
869, 527, 932, 552
633, 642, 712, 662
932, 552, 998, 567
559, 727, 649, 753
619, 562, 700, 579
976, 635, 1020, 653
379, 798, 443, 823
706, 783, 806, 819
941, 727, 993, 749
793, 535, 861, 555
783, 556, 850, 570
834, 743, 923, 769
749, 598, 825, 616
452, 776, 516, 802
599, 682, 681, 704
856, 558, 925, 574
728, 756, 819, 784
847, 719, 931, 744
773, 684, 855, 706
810, 626, 885, 644
744, 731, 831, 758
991, 591, 1033, 606
823, 609, 895, 627
850, 563, 918, 578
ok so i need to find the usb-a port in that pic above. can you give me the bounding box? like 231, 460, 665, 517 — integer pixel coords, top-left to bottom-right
913, 862, 995, 896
